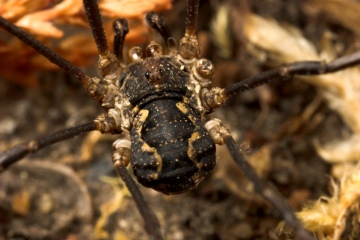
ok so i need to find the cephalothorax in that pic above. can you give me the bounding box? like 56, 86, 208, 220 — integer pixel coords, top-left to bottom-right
2, 0, 360, 239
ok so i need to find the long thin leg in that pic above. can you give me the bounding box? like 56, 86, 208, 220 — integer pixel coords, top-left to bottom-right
113, 19, 129, 62
145, 12, 176, 50
185, 0, 200, 37
224, 135, 314, 240
83, 0, 109, 57
205, 52, 360, 110
83, 0, 120, 77
113, 162, 162, 240
0, 17, 110, 105
178, 0, 200, 60
0, 16, 91, 89
223, 51, 360, 98
0, 122, 97, 172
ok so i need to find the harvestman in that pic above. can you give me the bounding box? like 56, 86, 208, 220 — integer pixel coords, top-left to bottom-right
1, 0, 360, 239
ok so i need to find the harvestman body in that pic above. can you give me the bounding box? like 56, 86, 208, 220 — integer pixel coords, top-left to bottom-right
2, 0, 360, 239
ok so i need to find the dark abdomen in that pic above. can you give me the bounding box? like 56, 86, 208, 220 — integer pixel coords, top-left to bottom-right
131, 99, 216, 195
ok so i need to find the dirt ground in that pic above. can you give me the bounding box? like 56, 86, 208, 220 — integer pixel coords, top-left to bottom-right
0, 0, 359, 239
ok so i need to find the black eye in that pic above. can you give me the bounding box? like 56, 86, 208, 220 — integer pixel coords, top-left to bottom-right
145, 71, 151, 79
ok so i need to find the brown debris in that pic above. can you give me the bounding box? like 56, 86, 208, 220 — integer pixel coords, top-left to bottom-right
233, 0, 360, 238
0, 160, 93, 239
0, 0, 172, 86
304, 0, 360, 36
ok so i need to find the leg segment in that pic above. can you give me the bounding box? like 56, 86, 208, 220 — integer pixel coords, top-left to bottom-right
184, 0, 200, 37
0, 17, 92, 89
223, 52, 360, 98
113, 163, 162, 240
0, 122, 97, 172
113, 19, 129, 62
203, 51, 360, 110
224, 136, 313, 240
83, 0, 120, 77
205, 119, 313, 240
112, 136, 162, 240
83, 0, 109, 57
0, 112, 120, 172
145, 12, 176, 50
0, 16, 112, 106
178, 0, 201, 60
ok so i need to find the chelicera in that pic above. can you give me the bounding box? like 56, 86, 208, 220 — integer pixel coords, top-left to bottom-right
1, 0, 360, 239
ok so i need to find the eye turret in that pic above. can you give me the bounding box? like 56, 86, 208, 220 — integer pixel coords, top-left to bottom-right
144, 67, 165, 84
